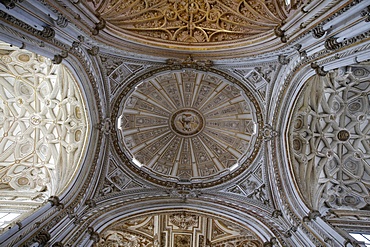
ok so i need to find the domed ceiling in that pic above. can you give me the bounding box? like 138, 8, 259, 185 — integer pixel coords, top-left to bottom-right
83, 0, 288, 54
115, 69, 260, 186
2, 0, 370, 246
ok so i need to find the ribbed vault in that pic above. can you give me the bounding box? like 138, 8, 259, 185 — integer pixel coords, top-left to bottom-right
289, 65, 370, 212
0, 43, 89, 230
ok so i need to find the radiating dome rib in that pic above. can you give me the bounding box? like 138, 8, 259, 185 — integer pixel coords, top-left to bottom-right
117, 69, 259, 183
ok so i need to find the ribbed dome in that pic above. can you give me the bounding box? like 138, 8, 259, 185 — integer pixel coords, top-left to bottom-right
117, 69, 258, 184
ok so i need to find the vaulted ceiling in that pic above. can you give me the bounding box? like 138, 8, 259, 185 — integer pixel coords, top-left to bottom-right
0, 0, 369, 246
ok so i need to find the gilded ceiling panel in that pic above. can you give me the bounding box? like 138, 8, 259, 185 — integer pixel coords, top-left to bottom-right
86, 0, 287, 49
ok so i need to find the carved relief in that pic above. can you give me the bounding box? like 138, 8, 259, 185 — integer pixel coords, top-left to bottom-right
234, 64, 279, 102
86, 0, 287, 46
289, 66, 370, 211
227, 162, 269, 205
117, 69, 258, 181
174, 234, 191, 247
94, 211, 263, 247
102, 57, 147, 94
0, 44, 88, 215
96, 230, 152, 247
169, 213, 198, 230
98, 159, 143, 196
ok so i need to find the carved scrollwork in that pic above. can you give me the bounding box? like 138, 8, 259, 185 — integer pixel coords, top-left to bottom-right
0, 46, 88, 200
167, 186, 201, 202
0, 0, 21, 9
88, 227, 100, 243
166, 55, 213, 68
85, 199, 97, 208
95, 230, 151, 247
274, 24, 287, 43
278, 54, 290, 65
41, 26, 55, 39
92, 17, 106, 35
272, 210, 282, 218
325, 37, 342, 50
88, 46, 100, 56
56, 13, 68, 28
263, 124, 278, 141
22, 230, 51, 247
263, 237, 277, 247
100, 118, 112, 135
361, 5, 370, 22
87, 0, 287, 45
311, 62, 327, 76
48, 196, 64, 209
289, 66, 370, 212
302, 210, 320, 222
169, 212, 198, 230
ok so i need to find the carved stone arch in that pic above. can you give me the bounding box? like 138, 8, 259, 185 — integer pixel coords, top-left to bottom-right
270, 63, 317, 218
54, 45, 106, 203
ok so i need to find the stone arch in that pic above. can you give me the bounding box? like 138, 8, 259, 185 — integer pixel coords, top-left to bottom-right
80, 202, 281, 247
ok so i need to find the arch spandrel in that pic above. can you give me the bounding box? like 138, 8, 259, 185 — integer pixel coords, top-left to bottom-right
0, 42, 89, 229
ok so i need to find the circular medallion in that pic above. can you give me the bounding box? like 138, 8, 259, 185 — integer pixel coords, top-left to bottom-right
170, 109, 204, 137
115, 69, 261, 187
337, 129, 350, 141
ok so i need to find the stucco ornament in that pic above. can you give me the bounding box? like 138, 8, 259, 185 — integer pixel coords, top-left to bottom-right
0, 44, 88, 217
85, 0, 287, 48
117, 69, 258, 184
289, 66, 370, 211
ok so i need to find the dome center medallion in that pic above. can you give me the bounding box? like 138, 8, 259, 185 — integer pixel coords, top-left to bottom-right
170, 109, 204, 137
